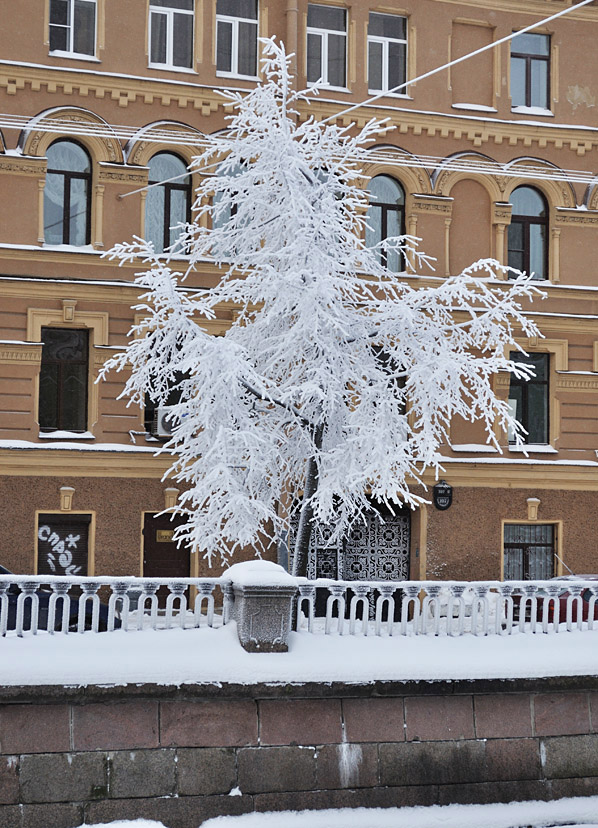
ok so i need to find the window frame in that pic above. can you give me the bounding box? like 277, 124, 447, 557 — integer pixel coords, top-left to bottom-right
44, 139, 92, 247
38, 326, 90, 434
510, 32, 551, 111
508, 351, 549, 446
49, 0, 98, 59
502, 521, 559, 581
507, 186, 549, 281
146, 152, 193, 254
148, 0, 195, 72
366, 174, 406, 272
306, 4, 348, 91
216, 0, 259, 80
367, 12, 408, 96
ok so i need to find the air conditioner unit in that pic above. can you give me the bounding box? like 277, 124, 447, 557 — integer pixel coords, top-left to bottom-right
153, 406, 178, 438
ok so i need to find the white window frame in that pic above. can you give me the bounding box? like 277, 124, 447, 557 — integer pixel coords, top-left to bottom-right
216, 3, 259, 80
367, 13, 408, 96
49, 0, 97, 59
148, 1, 195, 72
306, 5, 347, 91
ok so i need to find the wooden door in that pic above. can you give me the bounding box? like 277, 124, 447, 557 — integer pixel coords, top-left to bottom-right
142, 513, 190, 607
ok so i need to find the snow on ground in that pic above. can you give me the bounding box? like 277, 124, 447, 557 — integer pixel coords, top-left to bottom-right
74, 797, 598, 828
2, 622, 598, 686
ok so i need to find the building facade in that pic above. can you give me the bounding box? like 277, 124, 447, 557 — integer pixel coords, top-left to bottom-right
1, 0, 598, 582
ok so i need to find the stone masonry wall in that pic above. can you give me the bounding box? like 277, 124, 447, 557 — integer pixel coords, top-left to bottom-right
1, 679, 598, 828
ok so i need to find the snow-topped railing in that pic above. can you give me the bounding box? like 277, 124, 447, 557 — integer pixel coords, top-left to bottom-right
295, 578, 598, 638
0, 565, 596, 651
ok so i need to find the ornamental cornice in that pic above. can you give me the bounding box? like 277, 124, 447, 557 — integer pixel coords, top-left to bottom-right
0, 156, 47, 177
97, 164, 148, 184
0, 342, 42, 364
411, 195, 453, 215
434, 0, 598, 22
554, 209, 598, 227
556, 375, 598, 392
0, 63, 223, 114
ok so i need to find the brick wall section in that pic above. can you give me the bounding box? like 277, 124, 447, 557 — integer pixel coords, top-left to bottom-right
0, 680, 598, 828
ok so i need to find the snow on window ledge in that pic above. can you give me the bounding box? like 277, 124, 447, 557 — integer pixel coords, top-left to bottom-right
509, 444, 558, 454
148, 63, 197, 75
452, 103, 497, 113
217, 72, 260, 82
511, 105, 554, 117
49, 51, 100, 63
39, 431, 94, 440
450, 444, 499, 453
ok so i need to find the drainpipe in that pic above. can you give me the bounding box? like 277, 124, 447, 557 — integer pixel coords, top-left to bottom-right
286, 0, 299, 80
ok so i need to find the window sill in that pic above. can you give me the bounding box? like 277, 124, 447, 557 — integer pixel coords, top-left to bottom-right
368, 90, 412, 100
511, 105, 554, 117
39, 431, 94, 440
508, 444, 558, 454
307, 83, 351, 93
49, 51, 100, 62
452, 103, 497, 113
216, 71, 259, 81
148, 63, 197, 75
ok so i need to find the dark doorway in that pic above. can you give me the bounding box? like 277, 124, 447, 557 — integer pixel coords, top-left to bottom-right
142, 513, 190, 607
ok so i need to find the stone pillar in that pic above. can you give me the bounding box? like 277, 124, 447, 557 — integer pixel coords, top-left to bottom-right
223, 561, 298, 653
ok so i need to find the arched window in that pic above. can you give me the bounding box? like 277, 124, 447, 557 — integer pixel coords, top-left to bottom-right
366, 175, 405, 272
508, 186, 548, 280
44, 140, 91, 246
146, 153, 192, 253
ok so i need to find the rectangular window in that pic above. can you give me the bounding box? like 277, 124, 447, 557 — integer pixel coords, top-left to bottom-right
37, 513, 91, 576
49, 0, 96, 57
149, 0, 194, 70
510, 32, 550, 110
504, 523, 555, 580
367, 13, 407, 95
216, 0, 258, 78
39, 327, 89, 433
307, 4, 347, 89
508, 352, 549, 445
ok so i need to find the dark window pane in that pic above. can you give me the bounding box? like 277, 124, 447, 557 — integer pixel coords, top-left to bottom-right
44, 173, 66, 244
37, 514, 91, 576
73, 0, 95, 55
308, 4, 346, 32
50, 0, 70, 25
527, 384, 548, 443
307, 32, 322, 83
368, 40, 383, 90
512, 32, 549, 56
368, 12, 405, 40
217, 19, 233, 72
327, 32, 346, 87
49, 25, 69, 51
151, 0, 193, 8
47, 140, 90, 174
510, 56, 526, 106
531, 59, 548, 108
528, 352, 548, 383
150, 11, 168, 64
507, 220, 524, 251
39, 364, 59, 430
217, 0, 257, 18
39, 329, 88, 433
238, 20, 258, 75
173, 10, 193, 67
388, 41, 406, 90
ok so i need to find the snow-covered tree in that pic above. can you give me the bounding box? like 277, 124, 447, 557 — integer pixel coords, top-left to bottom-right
103, 39, 541, 576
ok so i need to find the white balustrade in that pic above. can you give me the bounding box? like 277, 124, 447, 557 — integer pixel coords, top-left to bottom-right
0, 574, 596, 640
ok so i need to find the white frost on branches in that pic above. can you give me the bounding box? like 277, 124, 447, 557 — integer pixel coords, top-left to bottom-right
102, 38, 542, 570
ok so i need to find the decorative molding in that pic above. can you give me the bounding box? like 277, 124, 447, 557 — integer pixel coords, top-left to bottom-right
0, 156, 47, 177
556, 374, 598, 392
0, 447, 172, 478
555, 209, 598, 228
492, 202, 512, 224
0, 342, 42, 364
97, 164, 148, 184
27, 308, 109, 345
411, 195, 453, 215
